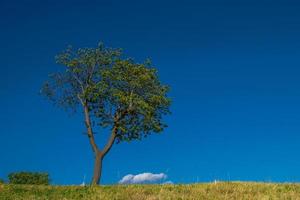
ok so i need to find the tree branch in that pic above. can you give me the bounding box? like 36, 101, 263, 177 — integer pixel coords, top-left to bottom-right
77, 94, 84, 106
83, 104, 99, 154
72, 73, 85, 92
101, 109, 128, 157
102, 126, 117, 157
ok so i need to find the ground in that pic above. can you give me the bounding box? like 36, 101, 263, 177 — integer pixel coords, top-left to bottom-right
1, 182, 300, 200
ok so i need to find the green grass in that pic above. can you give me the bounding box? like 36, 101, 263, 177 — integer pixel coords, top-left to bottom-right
1, 182, 300, 200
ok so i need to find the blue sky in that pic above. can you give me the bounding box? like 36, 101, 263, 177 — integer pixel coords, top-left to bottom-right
1, 0, 300, 184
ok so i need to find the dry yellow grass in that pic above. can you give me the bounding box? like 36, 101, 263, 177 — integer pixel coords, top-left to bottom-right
1, 182, 300, 200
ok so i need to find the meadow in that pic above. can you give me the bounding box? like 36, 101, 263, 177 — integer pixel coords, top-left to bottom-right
1, 182, 300, 200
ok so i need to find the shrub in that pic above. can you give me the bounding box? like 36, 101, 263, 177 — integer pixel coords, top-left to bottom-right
8, 172, 49, 185
0, 179, 4, 184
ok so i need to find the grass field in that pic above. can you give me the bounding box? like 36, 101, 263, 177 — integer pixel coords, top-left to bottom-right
1, 182, 300, 200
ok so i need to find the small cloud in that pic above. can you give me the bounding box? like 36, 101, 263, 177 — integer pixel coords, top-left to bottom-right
119, 172, 167, 184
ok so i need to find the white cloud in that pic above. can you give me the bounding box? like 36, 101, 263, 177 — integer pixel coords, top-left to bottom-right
119, 172, 167, 184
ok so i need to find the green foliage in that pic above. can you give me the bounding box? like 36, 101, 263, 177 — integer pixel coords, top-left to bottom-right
0, 179, 4, 184
8, 172, 49, 185
99, 59, 171, 142
2, 183, 300, 200
41, 43, 121, 111
41, 43, 171, 143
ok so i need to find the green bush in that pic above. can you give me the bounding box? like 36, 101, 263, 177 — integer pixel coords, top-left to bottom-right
8, 172, 49, 185
0, 179, 4, 184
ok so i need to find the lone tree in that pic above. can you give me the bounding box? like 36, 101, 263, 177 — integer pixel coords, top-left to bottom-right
41, 43, 171, 185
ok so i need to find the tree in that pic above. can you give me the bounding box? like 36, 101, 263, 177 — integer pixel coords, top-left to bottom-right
41, 43, 171, 185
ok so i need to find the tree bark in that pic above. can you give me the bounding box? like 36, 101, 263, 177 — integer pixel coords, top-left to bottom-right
83, 104, 99, 153
87, 109, 122, 185
90, 127, 117, 185
91, 152, 103, 185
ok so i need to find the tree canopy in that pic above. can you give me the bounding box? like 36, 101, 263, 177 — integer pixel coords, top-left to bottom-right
41, 43, 171, 184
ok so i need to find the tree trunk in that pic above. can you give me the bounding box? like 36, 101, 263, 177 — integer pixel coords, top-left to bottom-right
91, 152, 103, 185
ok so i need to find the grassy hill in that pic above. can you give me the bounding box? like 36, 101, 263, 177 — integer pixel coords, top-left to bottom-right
1, 182, 300, 200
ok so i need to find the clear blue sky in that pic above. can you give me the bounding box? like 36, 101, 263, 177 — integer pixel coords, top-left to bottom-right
1, 0, 300, 185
